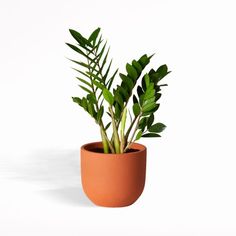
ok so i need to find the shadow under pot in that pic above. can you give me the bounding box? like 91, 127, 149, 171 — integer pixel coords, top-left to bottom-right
80, 142, 147, 207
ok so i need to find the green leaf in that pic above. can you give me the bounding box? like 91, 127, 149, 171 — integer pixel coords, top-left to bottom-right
72, 97, 81, 104
81, 97, 88, 110
107, 68, 118, 89
144, 88, 155, 101
87, 93, 96, 104
137, 86, 144, 97
132, 60, 142, 74
142, 104, 159, 116
97, 41, 107, 64
133, 103, 140, 117
149, 123, 166, 133
114, 92, 124, 108
139, 117, 147, 131
120, 73, 134, 91
100, 47, 110, 72
135, 130, 143, 141
88, 27, 101, 43
76, 77, 92, 88
103, 88, 114, 105
147, 114, 154, 129
144, 74, 150, 88
72, 67, 91, 80
155, 93, 162, 101
115, 103, 121, 119
118, 86, 129, 101
126, 63, 138, 80
97, 106, 104, 122
79, 85, 92, 94
142, 102, 157, 113
138, 54, 150, 69
66, 43, 94, 61
69, 29, 90, 47
105, 122, 111, 130
87, 103, 95, 117
93, 80, 104, 90
143, 97, 156, 107
142, 133, 161, 137
69, 59, 99, 73
103, 59, 112, 81
86, 71, 103, 83
154, 64, 171, 83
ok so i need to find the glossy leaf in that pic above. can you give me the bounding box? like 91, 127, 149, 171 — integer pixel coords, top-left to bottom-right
138, 54, 150, 68
114, 92, 124, 108
135, 130, 143, 141
119, 86, 129, 101
149, 123, 166, 133
133, 103, 140, 117
126, 63, 138, 80
72, 97, 81, 104
79, 85, 92, 94
88, 27, 101, 43
139, 117, 147, 131
87, 103, 95, 116
76, 77, 92, 88
147, 114, 154, 129
87, 93, 96, 104
115, 103, 121, 119
137, 86, 144, 97
132, 60, 142, 74
107, 68, 118, 89
120, 73, 134, 91
105, 122, 111, 130
93, 80, 104, 90
103, 88, 114, 105
97, 106, 104, 122
142, 102, 157, 113
69, 29, 89, 47
144, 74, 150, 88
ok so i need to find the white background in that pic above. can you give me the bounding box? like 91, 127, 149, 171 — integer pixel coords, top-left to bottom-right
0, 0, 236, 235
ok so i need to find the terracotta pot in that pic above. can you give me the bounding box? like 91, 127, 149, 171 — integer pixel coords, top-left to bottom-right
81, 142, 146, 207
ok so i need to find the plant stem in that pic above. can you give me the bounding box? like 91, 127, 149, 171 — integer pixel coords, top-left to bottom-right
124, 114, 141, 152
120, 107, 127, 153
100, 127, 109, 153
109, 107, 120, 153
125, 115, 139, 141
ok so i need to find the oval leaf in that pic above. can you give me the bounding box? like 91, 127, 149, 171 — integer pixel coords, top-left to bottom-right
133, 103, 140, 117
147, 114, 154, 129
149, 123, 166, 133
126, 63, 138, 80
135, 130, 143, 141
103, 88, 114, 105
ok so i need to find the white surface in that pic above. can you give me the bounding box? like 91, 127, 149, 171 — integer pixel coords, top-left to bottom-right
1, 0, 236, 235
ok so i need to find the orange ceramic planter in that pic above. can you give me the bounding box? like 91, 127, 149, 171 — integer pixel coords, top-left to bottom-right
81, 142, 146, 207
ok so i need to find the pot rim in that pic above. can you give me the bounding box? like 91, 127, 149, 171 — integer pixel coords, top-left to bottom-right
81, 141, 146, 156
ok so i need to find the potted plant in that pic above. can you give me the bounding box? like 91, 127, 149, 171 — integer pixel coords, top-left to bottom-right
66, 27, 171, 207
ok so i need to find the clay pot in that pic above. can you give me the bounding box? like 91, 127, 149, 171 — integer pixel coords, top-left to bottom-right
81, 142, 146, 207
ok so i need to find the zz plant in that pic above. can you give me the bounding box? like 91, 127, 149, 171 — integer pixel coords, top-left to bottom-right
67, 27, 171, 154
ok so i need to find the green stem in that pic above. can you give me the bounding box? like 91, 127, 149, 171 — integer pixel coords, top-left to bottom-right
100, 127, 109, 153
120, 107, 127, 153
125, 115, 139, 141
109, 107, 120, 154
124, 114, 141, 152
